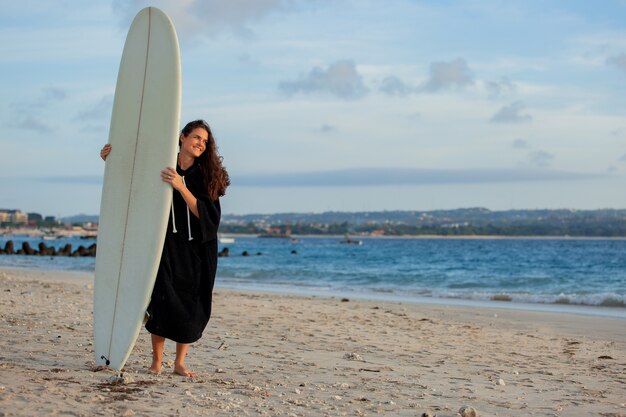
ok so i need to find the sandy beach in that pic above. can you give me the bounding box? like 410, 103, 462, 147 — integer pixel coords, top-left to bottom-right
0, 268, 624, 416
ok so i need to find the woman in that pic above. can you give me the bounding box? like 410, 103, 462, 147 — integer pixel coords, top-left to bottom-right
101, 120, 230, 377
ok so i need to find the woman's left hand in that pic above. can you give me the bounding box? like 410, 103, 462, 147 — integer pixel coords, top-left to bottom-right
161, 167, 184, 191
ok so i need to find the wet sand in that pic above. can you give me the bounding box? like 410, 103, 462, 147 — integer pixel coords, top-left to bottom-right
0, 268, 624, 416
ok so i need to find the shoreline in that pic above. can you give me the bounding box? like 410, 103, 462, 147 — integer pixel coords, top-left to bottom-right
0, 267, 624, 416
217, 282, 626, 320
1, 265, 624, 318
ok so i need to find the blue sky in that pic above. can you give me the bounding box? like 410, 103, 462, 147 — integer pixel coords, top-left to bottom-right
1, 0, 625, 216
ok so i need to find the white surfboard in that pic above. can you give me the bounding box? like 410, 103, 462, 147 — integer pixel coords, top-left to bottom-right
94, 7, 181, 371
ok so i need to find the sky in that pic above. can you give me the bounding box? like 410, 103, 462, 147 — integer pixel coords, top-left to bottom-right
1, 0, 625, 216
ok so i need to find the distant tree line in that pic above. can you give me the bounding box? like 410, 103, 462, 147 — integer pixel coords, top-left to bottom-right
219, 208, 626, 237
219, 222, 626, 237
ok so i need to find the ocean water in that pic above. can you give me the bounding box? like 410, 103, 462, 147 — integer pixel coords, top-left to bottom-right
1, 235, 625, 315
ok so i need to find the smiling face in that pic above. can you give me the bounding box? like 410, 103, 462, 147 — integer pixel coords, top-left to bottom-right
180, 127, 209, 159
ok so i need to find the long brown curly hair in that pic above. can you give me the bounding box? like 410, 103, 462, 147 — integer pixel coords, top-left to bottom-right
180, 120, 230, 200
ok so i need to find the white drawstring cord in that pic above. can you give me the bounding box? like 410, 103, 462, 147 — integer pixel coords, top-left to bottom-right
169, 175, 193, 240
182, 176, 193, 241
171, 192, 178, 234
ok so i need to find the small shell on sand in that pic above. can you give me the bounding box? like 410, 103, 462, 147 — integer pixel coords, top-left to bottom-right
343, 352, 363, 361
105, 373, 135, 384
458, 405, 478, 417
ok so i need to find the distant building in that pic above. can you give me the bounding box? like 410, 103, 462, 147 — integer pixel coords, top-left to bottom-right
0, 209, 28, 224
44, 216, 59, 225
12, 211, 28, 224
28, 213, 43, 224
28, 212, 43, 221
259, 226, 292, 238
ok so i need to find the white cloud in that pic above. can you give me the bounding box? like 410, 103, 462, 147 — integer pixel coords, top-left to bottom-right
619, 154, 626, 163
573, 31, 626, 51
75, 95, 114, 122
5, 87, 71, 134
491, 101, 532, 123
419, 58, 474, 92
12, 87, 68, 111
513, 138, 530, 149
112, 0, 295, 39
379, 75, 415, 96
527, 150, 555, 168
485, 77, 516, 98
610, 129, 626, 137
606, 53, 626, 73
380, 70, 517, 101
317, 124, 336, 134
379, 59, 478, 97
279, 60, 369, 100
8, 115, 53, 133
43, 87, 68, 102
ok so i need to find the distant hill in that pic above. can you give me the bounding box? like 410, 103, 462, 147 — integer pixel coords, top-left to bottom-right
61, 214, 99, 225
222, 208, 626, 225
220, 208, 626, 237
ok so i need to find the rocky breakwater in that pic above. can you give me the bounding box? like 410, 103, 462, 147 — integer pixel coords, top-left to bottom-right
0, 240, 96, 257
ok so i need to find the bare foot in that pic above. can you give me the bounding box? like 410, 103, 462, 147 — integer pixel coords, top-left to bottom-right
174, 364, 197, 378
148, 360, 162, 375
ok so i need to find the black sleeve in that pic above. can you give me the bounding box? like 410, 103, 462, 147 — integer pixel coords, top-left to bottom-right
197, 197, 221, 243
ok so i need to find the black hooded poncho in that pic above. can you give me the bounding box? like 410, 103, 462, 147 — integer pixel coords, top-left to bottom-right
145, 161, 221, 344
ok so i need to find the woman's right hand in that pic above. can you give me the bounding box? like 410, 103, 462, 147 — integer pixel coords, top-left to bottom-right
100, 144, 112, 161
